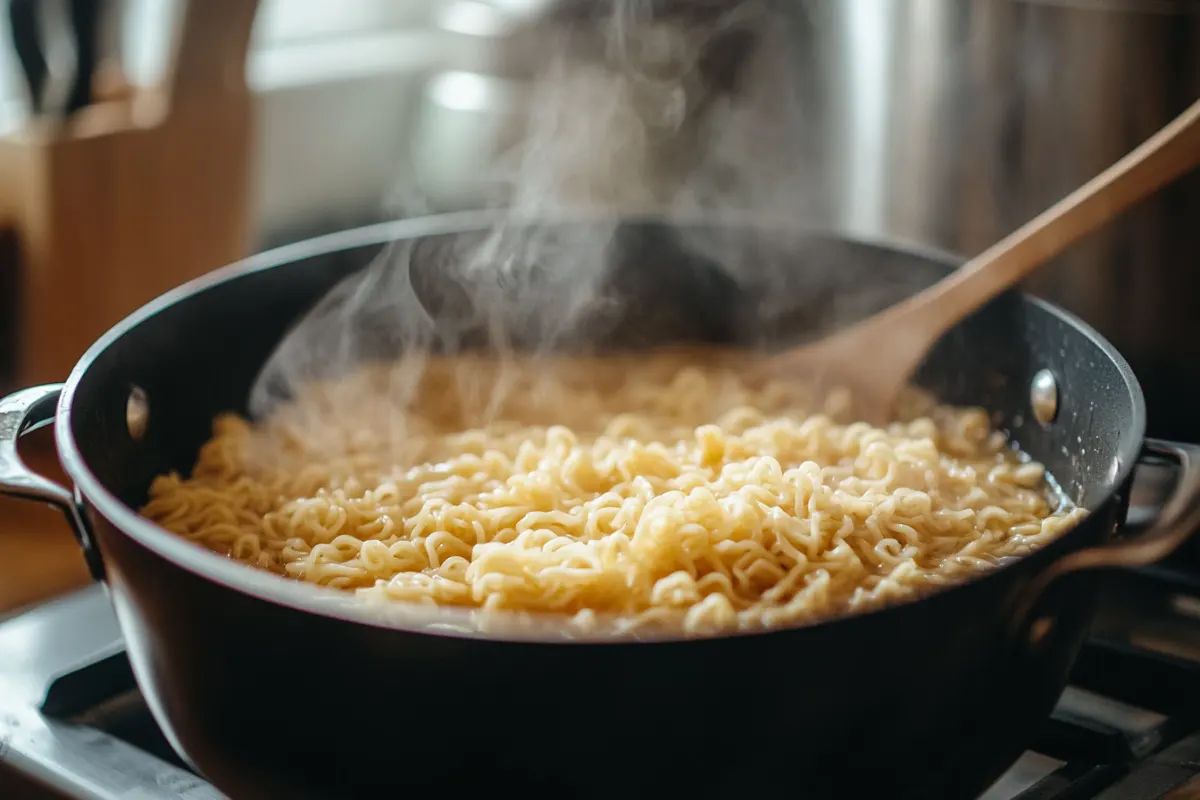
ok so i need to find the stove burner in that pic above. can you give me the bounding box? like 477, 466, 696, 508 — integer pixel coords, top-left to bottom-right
2, 568, 1200, 800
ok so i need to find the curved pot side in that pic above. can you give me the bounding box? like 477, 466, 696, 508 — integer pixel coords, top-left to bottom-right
85, 491, 1116, 800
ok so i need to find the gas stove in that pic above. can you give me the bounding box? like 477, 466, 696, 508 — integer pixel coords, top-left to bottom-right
2, 568, 1200, 799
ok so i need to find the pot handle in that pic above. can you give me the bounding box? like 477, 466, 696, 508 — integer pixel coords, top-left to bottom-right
1013, 438, 1200, 644
0, 384, 73, 510
0, 382, 106, 580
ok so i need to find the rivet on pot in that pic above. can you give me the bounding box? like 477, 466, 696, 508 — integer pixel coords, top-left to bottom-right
126, 386, 149, 441
1030, 369, 1059, 426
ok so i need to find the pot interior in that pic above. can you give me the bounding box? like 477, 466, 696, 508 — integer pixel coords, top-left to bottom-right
65, 218, 1144, 525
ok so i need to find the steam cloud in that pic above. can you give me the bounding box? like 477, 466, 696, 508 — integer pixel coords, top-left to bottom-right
248, 0, 890, 423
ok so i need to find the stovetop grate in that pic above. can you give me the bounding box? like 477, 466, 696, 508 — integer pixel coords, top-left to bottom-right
1008, 639, 1200, 799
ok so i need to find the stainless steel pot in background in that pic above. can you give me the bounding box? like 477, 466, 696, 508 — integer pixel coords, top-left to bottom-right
812, 0, 1200, 446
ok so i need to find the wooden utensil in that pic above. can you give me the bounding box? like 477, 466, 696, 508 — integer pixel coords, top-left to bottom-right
759, 97, 1200, 426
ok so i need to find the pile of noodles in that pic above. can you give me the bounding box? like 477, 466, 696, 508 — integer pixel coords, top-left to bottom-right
141, 355, 1086, 636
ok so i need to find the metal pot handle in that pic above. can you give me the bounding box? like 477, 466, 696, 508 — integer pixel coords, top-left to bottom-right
0, 384, 73, 510
1013, 438, 1200, 645
0, 382, 107, 581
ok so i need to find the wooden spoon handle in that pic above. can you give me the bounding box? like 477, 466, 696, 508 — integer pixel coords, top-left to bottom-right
889, 97, 1200, 342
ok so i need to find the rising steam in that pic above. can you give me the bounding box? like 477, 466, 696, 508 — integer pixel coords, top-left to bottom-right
248, 0, 861, 424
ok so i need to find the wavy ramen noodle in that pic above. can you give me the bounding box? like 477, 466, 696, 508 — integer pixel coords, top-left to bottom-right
141, 355, 1087, 636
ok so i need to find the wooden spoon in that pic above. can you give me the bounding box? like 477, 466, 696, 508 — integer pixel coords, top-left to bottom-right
757, 97, 1200, 426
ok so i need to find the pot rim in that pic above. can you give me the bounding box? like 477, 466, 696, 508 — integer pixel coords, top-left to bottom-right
52, 210, 1149, 643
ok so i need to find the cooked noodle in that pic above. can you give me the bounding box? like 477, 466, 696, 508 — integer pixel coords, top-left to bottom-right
141, 355, 1086, 636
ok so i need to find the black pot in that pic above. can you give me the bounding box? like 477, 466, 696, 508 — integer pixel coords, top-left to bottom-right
3, 214, 1200, 800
